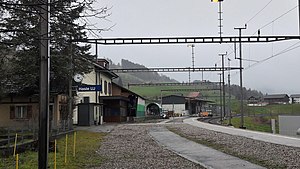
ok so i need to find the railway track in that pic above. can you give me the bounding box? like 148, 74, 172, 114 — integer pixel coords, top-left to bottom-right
197, 116, 221, 125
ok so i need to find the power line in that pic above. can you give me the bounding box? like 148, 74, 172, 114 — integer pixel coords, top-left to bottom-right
245, 0, 274, 24
246, 41, 300, 69
230, 41, 300, 78
255, 6, 298, 34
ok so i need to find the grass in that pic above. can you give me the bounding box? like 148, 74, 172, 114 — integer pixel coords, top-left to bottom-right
232, 103, 300, 117
227, 104, 300, 133
0, 131, 106, 169
226, 116, 277, 133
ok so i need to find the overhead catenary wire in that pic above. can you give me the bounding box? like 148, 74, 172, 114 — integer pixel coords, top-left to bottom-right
246, 41, 300, 68
252, 5, 298, 35
229, 41, 300, 79
222, 4, 299, 80
218, 0, 273, 73
245, 0, 274, 25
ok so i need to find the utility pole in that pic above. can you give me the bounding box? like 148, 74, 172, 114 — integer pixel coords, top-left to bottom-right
95, 40, 99, 125
187, 44, 195, 83
219, 52, 227, 121
160, 90, 163, 107
188, 67, 191, 84
298, 0, 300, 35
219, 73, 222, 121
39, 0, 50, 168
218, 1, 223, 39
68, 36, 73, 130
234, 25, 247, 129
228, 58, 232, 126
211, 0, 224, 38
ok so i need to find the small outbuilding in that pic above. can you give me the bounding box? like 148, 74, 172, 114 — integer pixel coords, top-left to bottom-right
100, 82, 146, 122
290, 94, 300, 104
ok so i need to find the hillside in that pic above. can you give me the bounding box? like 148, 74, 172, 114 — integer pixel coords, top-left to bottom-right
110, 59, 178, 86
107, 59, 263, 101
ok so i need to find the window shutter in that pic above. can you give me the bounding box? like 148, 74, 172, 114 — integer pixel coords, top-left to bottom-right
27, 105, 33, 119
10, 106, 15, 119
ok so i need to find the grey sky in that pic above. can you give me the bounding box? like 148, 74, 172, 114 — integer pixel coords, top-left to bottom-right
91, 0, 299, 94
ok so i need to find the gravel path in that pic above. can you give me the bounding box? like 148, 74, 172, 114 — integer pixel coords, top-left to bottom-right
93, 124, 204, 169
90, 122, 300, 169
168, 124, 300, 169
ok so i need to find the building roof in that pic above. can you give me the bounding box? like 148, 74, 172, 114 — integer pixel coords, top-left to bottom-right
290, 94, 300, 98
94, 63, 118, 78
162, 94, 185, 99
100, 96, 130, 101
112, 82, 146, 100
248, 96, 262, 100
187, 92, 201, 98
263, 94, 289, 99
81, 57, 118, 78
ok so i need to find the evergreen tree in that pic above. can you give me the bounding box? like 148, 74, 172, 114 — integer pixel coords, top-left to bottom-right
0, 0, 109, 95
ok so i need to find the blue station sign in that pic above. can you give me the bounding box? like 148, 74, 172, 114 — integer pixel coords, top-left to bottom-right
78, 85, 102, 92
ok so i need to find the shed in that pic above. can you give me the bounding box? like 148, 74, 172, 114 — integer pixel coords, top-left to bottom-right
290, 94, 300, 104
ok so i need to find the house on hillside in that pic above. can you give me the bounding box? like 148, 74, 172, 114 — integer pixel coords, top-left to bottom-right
0, 93, 70, 131
74, 59, 118, 126
247, 96, 265, 106
263, 94, 290, 105
290, 94, 300, 104
100, 82, 146, 122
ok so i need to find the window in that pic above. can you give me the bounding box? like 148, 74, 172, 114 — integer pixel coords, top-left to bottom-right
108, 82, 112, 95
100, 78, 103, 94
49, 104, 54, 121
16, 106, 27, 119
83, 97, 90, 103
10, 105, 32, 120
104, 80, 107, 95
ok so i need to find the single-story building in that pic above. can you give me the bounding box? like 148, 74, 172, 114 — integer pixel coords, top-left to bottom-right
162, 95, 186, 115
263, 94, 290, 105
162, 93, 211, 116
290, 94, 300, 104
100, 82, 146, 122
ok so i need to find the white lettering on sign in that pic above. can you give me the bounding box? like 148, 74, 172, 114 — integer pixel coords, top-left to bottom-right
78, 87, 89, 90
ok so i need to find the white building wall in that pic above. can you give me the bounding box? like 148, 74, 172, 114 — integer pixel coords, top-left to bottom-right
293, 98, 300, 104
162, 104, 186, 114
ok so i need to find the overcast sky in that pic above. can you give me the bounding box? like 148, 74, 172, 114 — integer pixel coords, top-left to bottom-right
90, 0, 300, 94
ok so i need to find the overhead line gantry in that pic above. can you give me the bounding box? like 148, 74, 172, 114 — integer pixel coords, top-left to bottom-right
128, 81, 219, 87
161, 88, 221, 92
73, 35, 300, 45
110, 67, 240, 73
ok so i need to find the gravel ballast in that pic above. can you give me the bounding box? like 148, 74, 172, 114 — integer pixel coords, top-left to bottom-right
92, 121, 300, 169
94, 124, 204, 169
168, 124, 300, 169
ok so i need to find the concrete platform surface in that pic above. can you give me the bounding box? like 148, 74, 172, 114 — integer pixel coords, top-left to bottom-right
184, 118, 300, 148
150, 127, 266, 169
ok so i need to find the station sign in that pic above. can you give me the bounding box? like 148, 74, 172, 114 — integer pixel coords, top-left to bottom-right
78, 85, 102, 92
